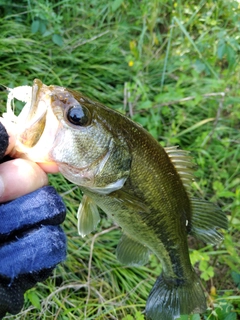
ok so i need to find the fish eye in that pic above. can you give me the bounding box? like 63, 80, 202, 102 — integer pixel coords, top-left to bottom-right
67, 105, 91, 126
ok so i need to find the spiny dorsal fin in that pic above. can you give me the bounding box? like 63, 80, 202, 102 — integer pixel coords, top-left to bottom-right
164, 146, 195, 192
77, 194, 100, 237
116, 233, 149, 266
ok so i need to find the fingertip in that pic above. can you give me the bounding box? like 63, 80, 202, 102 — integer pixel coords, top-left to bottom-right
37, 162, 59, 173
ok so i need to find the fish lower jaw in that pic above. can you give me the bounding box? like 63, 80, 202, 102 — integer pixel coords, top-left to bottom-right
58, 162, 127, 195
58, 163, 95, 187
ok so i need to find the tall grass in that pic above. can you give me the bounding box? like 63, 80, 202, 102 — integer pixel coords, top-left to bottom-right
0, 1, 239, 319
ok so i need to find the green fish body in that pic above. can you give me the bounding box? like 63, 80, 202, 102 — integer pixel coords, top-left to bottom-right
4, 79, 228, 320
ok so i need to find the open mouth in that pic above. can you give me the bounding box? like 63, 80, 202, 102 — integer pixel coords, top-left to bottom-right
4, 79, 61, 163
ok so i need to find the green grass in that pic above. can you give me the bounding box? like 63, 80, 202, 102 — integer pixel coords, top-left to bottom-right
0, 0, 240, 319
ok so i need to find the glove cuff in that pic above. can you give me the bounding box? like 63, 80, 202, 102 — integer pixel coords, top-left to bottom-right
0, 267, 54, 317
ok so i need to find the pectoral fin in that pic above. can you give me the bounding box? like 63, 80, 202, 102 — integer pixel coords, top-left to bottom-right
77, 195, 100, 237
113, 189, 150, 213
116, 233, 149, 266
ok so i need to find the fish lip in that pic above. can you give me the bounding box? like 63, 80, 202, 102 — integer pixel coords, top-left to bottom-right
17, 79, 48, 148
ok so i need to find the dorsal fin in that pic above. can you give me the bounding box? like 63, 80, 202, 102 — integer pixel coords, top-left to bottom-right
164, 146, 195, 192
190, 198, 228, 244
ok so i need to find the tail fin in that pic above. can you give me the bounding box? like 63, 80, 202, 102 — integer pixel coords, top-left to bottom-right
145, 271, 206, 320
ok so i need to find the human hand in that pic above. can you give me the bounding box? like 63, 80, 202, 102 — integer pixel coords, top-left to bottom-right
0, 122, 67, 318
0, 120, 59, 202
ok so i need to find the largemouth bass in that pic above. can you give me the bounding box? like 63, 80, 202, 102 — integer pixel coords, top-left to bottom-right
2, 79, 228, 320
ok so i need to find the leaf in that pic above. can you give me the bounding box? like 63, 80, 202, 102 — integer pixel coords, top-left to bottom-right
191, 315, 201, 320
217, 40, 226, 59
135, 311, 145, 320
42, 30, 52, 37
31, 20, 40, 34
214, 302, 237, 320
213, 181, 224, 193
231, 271, 240, 289
122, 316, 134, 320
225, 313, 237, 320
112, 0, 124, 12
199, 259, 208, 271
226, 45, 236, 67
52, 34, 63, 46
26, 291, 41, 309
194, 60, 206, 73
39, 20, 47, 34
136, 100, 152, 110
123, 313, 144, 320
218, 190, 235, 198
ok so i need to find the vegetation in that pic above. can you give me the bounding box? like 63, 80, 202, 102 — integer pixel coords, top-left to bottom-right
0, 0, 239, 319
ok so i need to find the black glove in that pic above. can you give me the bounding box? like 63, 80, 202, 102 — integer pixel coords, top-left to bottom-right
0, 122, 67, 318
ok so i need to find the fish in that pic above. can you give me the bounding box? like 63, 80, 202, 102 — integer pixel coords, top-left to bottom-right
2, 79, 228, 320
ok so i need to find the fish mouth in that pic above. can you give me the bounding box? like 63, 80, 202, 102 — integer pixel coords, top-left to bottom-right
17, 79, 48, 148
12, 79, 60, 163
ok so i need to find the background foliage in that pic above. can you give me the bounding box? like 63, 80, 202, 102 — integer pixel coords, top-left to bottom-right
0, 0, 239, 319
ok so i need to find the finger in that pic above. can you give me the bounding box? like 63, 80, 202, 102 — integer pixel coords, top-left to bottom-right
37, 162, 59, 173
0, 159, 48, 203
0, 186, 66, 236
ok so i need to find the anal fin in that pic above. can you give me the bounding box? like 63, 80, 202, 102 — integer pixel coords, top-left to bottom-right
190, 198, 228, 244
116, 233, 149, 266
77, 194, 100, 237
